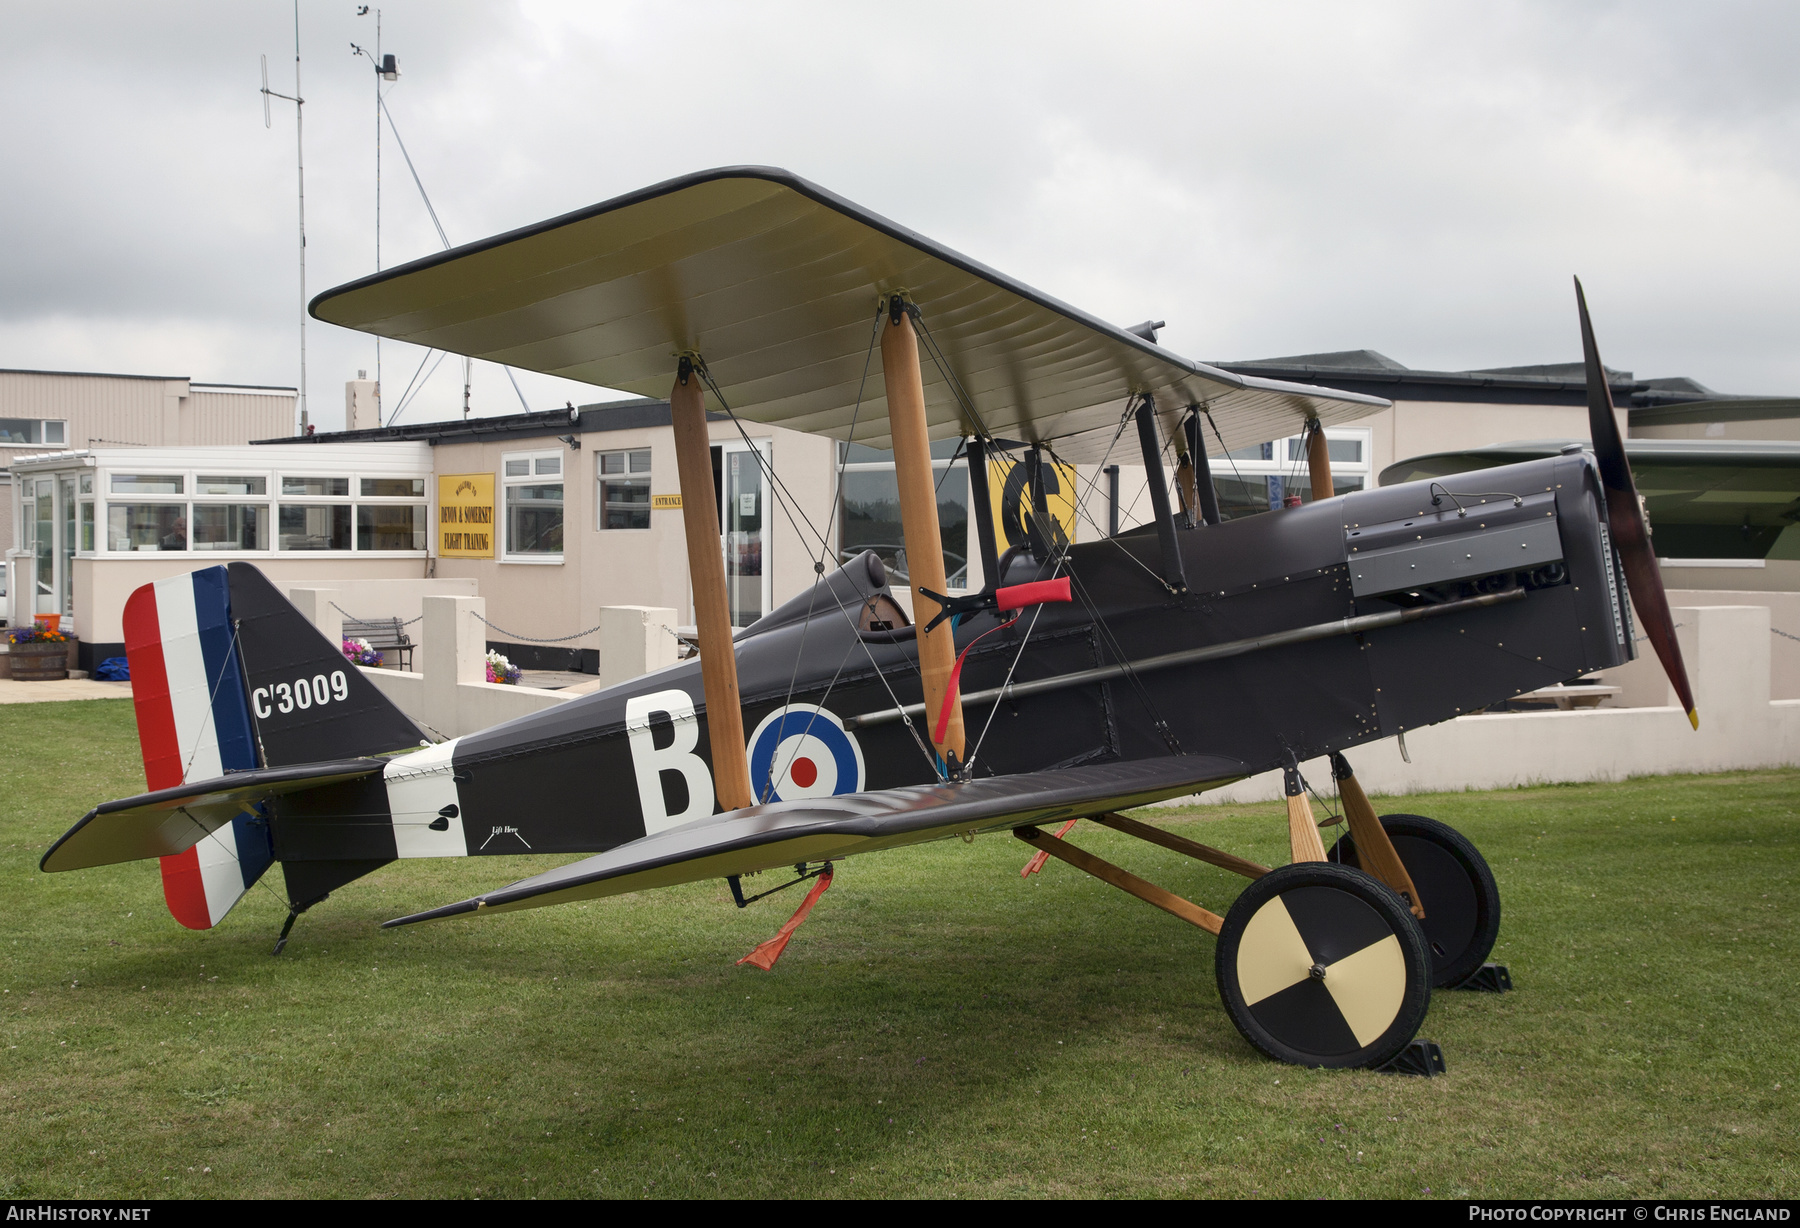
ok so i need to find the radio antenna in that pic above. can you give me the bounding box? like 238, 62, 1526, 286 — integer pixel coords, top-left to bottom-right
353, 8, 398, 421
260, 2, 307, 433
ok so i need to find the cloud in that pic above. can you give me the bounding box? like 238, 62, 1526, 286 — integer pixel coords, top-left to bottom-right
3, 0, 1797, 432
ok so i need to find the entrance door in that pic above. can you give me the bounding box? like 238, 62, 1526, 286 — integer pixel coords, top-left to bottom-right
711, 440, 771, 629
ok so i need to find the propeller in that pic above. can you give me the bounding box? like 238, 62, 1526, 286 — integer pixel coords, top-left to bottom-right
1575, 277, 1698, 730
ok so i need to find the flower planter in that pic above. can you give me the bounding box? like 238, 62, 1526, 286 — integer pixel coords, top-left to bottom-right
10, 640, 70, 681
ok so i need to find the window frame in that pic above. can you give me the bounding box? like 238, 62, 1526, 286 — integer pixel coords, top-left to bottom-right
596, 447, 652, 531
501, 449, 567, 563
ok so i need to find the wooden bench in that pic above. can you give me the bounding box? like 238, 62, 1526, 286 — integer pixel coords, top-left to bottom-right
342, 616, 414, 671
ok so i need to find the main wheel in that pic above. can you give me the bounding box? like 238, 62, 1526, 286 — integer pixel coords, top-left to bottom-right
1215, 862, 1431, 1069
1328, 813, 1501, 989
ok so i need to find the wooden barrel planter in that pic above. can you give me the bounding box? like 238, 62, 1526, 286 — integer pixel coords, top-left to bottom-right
9, 640, 70, 681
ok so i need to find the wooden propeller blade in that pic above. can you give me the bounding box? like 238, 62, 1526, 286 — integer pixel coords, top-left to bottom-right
1576, 277, 1699, 729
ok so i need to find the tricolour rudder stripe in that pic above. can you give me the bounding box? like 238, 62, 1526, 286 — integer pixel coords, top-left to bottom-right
121, 568, 271, 930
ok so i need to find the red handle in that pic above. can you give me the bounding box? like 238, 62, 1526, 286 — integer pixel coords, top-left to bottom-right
995, 578, 1072, 612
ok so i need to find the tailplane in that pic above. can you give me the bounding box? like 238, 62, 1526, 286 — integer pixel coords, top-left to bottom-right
120, 564, 424, 928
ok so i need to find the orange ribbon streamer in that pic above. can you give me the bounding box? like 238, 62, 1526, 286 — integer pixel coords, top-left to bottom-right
736, 866, 834, 971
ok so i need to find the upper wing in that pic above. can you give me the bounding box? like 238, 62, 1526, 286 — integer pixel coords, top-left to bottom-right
310, 166, 1387, 460
383, 755, 1246, 926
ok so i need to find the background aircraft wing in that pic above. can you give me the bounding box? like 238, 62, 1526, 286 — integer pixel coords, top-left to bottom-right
311, 166, 1387, 459
1381, 438, 1800, 561
384, 755, 1246, 926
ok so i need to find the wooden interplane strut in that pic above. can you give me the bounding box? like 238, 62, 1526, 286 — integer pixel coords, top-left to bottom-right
1306, 417, 1335, 503
669, 364, 753, 811
881, 301, 965, 767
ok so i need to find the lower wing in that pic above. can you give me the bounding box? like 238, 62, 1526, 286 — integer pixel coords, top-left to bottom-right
384, 755, 1245, 926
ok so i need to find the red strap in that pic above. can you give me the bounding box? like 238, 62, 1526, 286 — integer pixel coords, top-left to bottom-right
931, 619, 1011, 746
736, 866, 834, 971
996, 578, 1072, 612
1020, 818, 1080, 877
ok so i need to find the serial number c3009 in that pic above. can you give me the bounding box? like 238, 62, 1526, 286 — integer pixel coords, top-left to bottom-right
252, 670, 350, 718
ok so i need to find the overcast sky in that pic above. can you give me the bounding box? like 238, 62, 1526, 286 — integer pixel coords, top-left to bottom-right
4, 1, 1797, 430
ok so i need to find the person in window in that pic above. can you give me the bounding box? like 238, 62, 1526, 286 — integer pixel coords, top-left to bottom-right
160, 516, 188, 551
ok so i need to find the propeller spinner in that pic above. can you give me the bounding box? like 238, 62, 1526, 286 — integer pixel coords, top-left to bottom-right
1575, 277, 1699, 730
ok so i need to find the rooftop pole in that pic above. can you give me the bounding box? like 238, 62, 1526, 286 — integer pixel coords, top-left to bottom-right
881, 296, 964, 773
670, 357, 753, 811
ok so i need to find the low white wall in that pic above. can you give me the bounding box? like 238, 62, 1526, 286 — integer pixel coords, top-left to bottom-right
1178, 605, 1800, 805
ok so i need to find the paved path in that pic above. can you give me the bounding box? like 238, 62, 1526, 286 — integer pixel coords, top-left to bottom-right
0, 678, 133, 704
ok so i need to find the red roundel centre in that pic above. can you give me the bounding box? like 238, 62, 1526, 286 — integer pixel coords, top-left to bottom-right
789, 757, 819, 788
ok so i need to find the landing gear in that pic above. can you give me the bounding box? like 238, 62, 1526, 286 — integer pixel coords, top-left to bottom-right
1215, 862, 1432, 1069
1328, 813, 1501, 989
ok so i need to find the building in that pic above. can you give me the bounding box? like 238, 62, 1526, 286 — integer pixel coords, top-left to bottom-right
13, 348, 1792, 677
2, 368, 296, 627
7, 441, 437, 667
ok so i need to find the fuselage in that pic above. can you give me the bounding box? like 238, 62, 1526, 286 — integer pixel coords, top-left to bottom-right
270, 453, 1632, 877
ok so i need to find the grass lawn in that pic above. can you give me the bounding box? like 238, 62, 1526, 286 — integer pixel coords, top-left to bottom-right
0, 698, 1794, 1199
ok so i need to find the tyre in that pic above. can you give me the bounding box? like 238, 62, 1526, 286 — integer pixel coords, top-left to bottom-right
1328, 813, 1501, 989
1214, 862, 1432, 1069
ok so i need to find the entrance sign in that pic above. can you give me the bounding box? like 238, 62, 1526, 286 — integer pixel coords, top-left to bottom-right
651, 493, 682, 510
438, 474, 495, 557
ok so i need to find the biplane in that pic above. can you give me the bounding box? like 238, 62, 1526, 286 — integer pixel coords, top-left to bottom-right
41, 168, 1697, 1070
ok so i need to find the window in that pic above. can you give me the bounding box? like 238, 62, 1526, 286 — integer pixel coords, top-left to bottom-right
361, 477, 425, 498
283, 475, 349, 497
193, 504, 268, 551
598, 448, 652, 529
838, 439, 970, 588
0, 419, 66, 446
503, 451, 565, 558
197, 475, 268, 496
357, 504, 425, 551
111, 473, 184, 495
279, 504, 351, 550
1204, 428, 1372, 519
78, 501, 95, 552
108, 503, 188, 552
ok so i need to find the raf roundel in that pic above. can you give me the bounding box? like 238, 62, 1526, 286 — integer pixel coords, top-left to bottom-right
746, 704, 865, 803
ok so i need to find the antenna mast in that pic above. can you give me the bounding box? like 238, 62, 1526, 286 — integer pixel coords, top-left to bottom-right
261, 3, 307, 433
353, 9, 397, 422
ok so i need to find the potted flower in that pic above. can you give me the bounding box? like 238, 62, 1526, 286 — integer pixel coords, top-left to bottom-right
485, 649, 522, 685
8, 621, 71, 681
342, 637, 385, 668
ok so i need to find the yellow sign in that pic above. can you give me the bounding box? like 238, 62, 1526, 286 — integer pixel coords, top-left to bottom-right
651, 493, 683, 510
988, 455, 1077, 551
437, 473, 495, 558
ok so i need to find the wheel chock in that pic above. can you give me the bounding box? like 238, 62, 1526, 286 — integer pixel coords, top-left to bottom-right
1376, 1038, 1446, 1077
1451, 963, 1513, 993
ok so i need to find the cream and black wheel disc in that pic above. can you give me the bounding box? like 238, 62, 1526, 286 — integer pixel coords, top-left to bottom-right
1215, 862, 1431, 1068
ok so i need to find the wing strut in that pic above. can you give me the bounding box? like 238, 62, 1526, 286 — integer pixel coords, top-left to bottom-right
882, 296, 965, 771
671, 356, 754, 809
1133, 397, 1188, 593
1186, 410, 1222, 527
1305, 417, 1335, 502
